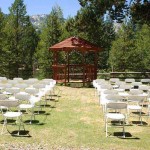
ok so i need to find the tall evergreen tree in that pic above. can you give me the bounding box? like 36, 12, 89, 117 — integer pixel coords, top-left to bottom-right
0, 9, 6, 76
130, 0, 150, 25
75, 7, 115, 70
3, 0, 38, 78
61, 16, 77, 39
109, 23, 150, 72
78, 0, 129, 23
133, 24, 150, 71
35, 5, 64, 78
109, 23, 135, 72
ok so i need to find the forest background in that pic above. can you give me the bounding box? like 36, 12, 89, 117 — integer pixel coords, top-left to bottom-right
0, 0, 150, 79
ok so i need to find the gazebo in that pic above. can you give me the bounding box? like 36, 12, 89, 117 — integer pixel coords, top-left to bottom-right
49, 36, 102, 86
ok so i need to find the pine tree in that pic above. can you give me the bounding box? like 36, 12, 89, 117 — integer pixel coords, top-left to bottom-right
35, 5, 64, 78
75, 7, 115, 70
4, 0, 38, 78
0, 9, 6, 76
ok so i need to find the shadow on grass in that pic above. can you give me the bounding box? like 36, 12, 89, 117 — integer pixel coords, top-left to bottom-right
0, 119, 16, 124
34, 110, 46, 114
39, 104, 56, 108
24, 120, 39, 124
131, 121, 148, 126
10, 130, 31, 137
113, 132, 140, 139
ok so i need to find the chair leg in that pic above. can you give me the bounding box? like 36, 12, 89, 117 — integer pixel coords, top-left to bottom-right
1, 118, 7, 135
29, 109, 35, 124
139, 111, 143, 125
18, 116, 25, 135
122, 119, 125, 138
105, 118, 108, 137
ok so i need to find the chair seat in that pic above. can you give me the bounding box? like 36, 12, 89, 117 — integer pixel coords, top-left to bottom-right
115, 89, 125, 92
19, 104, 34, 109
0, 106, 8, 109
128, 105, 142, 110
106, 113, 125, 120
3, 112, 22, 118
3, 91, 11, 95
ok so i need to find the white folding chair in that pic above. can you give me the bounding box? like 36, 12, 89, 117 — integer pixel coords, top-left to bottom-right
109, 78, 120, 85
16, 93, 36, 124
0, 94, 9, 112
141, 79, 150, 85
105, 102, 127, 138
125, 78, 135, 84
127, 95, 145, 125
0, 100, 25, 135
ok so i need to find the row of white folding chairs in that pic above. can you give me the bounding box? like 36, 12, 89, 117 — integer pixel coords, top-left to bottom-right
0, 90, 47, 135
109, 78, 150, 84
100, 89, 149, 106
93, 78, 150, 89
0, 77, 56, 85
0, 78, 56, 90
0, 84, 52, 126
93, 79, 150, 98
101, 91, 148, 137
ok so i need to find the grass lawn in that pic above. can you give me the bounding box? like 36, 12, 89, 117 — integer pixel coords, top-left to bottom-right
0, 85, 150, 150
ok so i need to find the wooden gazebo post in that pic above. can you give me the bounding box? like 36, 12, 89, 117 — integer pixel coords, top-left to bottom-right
67, 51, 70, 83
94, 51, 98, 79
82, 51, 85, 86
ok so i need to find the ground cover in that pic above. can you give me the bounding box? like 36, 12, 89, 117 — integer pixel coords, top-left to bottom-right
0, 85, 150, 150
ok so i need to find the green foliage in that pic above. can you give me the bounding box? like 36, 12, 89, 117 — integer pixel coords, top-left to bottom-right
109, 23, 150, 72
61, 16, 78, 39
1, 0, 38, 79
133, 24, 150, 71
75, 7, 115, 69
130, 0, 150, 25
78, 0, 129, 23
35, 5, 64, 79
0, 9, 6, 76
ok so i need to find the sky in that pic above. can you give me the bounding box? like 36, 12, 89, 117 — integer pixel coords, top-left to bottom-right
0, 0, 81, 18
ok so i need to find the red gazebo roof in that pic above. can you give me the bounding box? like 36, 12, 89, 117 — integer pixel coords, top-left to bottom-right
49, 36, 102, 51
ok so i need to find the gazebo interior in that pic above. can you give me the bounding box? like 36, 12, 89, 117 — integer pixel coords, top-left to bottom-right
49, 37, 102, 86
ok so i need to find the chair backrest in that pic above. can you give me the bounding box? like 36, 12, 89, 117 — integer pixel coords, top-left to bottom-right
0, 77, 7, 82
119, 84, 132, 90
139, 85, 149, 91
141, 79, 150, 84
127, 95, 145, 103
129, 89, 143, 95
107, 102, 127, 110
25, 88, 39, 95
7, 80, 18, 85
103, 90, 118, 95
28, 78, 39, 83
0, 100, 19, 108
105, 94, 123, 102
40, 80, 50, 85
5, 87, 20, 95
0, 94, 8, 100
13, 77, 23, 82
131, 82, 142, 87
109, 78, 120, 84
3, 83, 12, 88
33, 83, 45, 89
24, 79, 39, 85
15, 83, 28, 89
100, 84, 113, 90
15, 92, 30, 101
125, 78, 135, 83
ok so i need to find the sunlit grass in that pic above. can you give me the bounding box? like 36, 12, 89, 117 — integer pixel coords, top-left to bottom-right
0, 85, 150, 150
